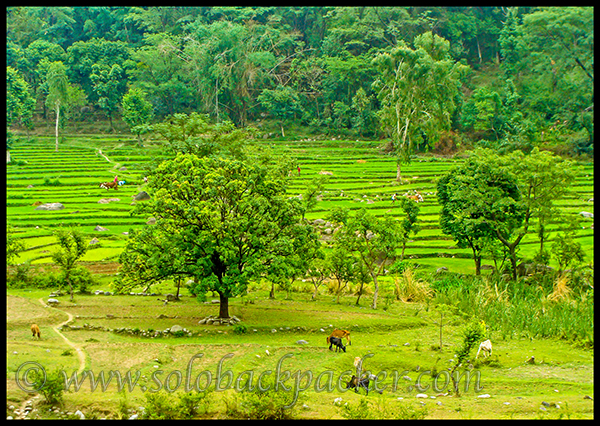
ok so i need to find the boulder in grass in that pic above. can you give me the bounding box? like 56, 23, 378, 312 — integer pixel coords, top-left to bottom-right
35, 203, 64, 211
89, 237, 100, 245
134, 191, 150, 201
94, 225, 109, 231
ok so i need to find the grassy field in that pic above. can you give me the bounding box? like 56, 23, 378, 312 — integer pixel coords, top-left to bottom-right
6, 130, 594, 419
6, 287, 594, 419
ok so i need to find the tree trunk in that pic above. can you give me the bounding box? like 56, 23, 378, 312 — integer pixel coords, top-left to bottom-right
371, 274, 379, 309
396, 162, 402, 183
55, 103, 60, 152
269, 282, 275, 299
218, 292, 230, 319
471, 246, 481, 276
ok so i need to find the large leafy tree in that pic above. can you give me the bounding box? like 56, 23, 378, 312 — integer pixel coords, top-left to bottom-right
437, 159, 504, 275
373, 32, 469, 182
438, 147, 577, 278
126, 153, 304, 319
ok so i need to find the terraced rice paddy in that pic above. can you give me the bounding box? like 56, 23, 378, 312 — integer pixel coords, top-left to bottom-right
6, 135, 594, 274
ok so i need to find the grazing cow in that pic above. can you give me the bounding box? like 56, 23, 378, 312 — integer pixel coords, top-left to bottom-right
31, 324, 41, 339
328, 329, 351, 346
100, 181, 118, 190
328, 336, 346, 352
476, 339, 492, 359
346, 375, 370, 395
405, 192, 424, 203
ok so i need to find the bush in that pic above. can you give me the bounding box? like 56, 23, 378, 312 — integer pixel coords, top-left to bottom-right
30, 367, 65, 405
143, 390, 212, 420
225, 377, 306, 420
339, 397, 428, 420
42, 176, 62, 186
233, 324, 248, 335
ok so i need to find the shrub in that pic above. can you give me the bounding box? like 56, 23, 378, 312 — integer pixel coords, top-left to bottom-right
339, 397, 428, 420
31, 367, 65, 405
42, 176, 62, 186
143, 390, 212, 420
225, 377, 305, 420
233, 323, 248, 335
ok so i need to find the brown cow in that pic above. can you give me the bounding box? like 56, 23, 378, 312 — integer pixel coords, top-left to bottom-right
100, 181, 118, 190
31, 324, 41, 339
327, 329, 351, 346
405, 192, 424, 203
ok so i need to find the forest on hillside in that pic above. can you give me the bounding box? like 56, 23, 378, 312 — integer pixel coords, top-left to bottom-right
6, 6, 594, 157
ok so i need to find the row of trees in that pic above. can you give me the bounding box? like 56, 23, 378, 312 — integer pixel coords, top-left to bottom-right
7, 7, 594, 161
110, 113, 584, 319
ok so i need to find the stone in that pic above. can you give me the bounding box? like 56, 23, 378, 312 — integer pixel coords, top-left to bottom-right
436, 267, 449, 274
74, 410, 85, 420
47, 298, 59, 306
146, 217, 156, 225
98, 198, 120, 204
296, 340, 309, 345
170, 325, 183, 333
94, 225, 109, 231
477, 394, 491, 399
416, 394, 428, 398
134, 191, 151, 201
35, 203, 64, 211
89, 237, 100, 245
165, 293, 177, 301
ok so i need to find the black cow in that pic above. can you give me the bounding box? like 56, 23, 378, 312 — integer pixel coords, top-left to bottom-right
346, 375, 370, 395
328, 336, 346, 352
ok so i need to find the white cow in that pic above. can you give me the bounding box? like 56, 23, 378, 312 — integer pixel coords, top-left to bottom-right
476, 339, 492, 359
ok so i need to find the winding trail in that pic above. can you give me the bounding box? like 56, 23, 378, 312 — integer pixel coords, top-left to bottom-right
38, 298, 87, 374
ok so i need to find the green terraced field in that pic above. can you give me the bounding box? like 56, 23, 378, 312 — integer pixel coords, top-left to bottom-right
6, 135, 594, 274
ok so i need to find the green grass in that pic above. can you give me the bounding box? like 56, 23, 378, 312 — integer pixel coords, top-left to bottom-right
6, 285, 594, 419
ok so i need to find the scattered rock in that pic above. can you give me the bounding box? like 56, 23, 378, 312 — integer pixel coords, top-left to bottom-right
74, 410, 85, 420
98, 198, 120, 204
94, 225, 109, 231
170, 325, 183, 333
477, 394, 491, 399
89, 237, 100, 245
134, 191, 151, 201
35, 203, 64, 211
436, 267, 449, 274
47, 298, 60, 306
416, 394, 428, 398
146, 217, 156, 225
296, 340, 309, 345
578, 211, 594, 219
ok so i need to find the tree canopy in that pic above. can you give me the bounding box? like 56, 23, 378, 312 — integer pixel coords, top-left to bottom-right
5, 7, 593, 156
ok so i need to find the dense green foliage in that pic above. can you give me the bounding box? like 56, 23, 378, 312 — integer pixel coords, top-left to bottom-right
6, 6, 594, 156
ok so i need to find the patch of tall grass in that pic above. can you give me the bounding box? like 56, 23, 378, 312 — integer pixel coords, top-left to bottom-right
429, 270, 593, 348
